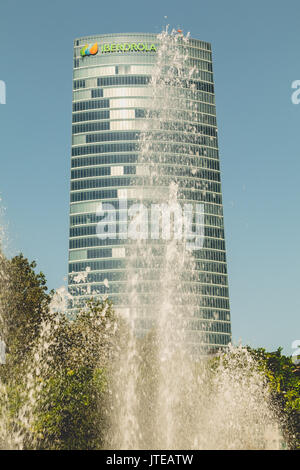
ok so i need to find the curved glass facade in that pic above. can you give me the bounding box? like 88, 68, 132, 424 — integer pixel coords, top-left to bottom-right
68, 33, 231, 352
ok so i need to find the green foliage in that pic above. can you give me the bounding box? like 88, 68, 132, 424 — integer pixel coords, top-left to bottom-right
27, 298, 117, 450
34, 366, 107, 450
0, 254, 51, 369
0, 253, 118, 449
246, 347, 300, 449
0, 252, 299, 450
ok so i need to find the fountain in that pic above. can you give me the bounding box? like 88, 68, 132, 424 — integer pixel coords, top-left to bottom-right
105, 29, 284, 450
0, 28, 289, 450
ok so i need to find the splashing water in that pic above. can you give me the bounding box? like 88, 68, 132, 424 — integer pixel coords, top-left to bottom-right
107, 29, 284, 450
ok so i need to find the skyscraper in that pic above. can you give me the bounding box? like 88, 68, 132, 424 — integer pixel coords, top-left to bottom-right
68, 32, 231, 352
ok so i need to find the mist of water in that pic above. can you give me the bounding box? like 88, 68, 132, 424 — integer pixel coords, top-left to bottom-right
106, 29, 284, 450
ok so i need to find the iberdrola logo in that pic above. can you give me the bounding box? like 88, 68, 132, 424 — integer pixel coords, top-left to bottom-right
80, 43, 98, 57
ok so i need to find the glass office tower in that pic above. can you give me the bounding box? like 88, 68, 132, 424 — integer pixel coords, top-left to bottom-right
68, 33, 231, 352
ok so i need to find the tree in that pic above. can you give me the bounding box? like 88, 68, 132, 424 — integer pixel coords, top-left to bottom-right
29, 298, 118, 450
0, 254, 51, 370
0, 253, 119, 449
246, 347, 300, 449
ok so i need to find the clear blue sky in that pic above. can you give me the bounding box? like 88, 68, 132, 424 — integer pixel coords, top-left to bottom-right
0, 0, 299, 355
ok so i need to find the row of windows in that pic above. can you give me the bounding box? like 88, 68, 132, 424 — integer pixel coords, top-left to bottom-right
137, 89, 215, 109
69, 211, 223, 231
158, 167, 220, 182
204, 237, 225, 250
67, 59, 133, 73
74, 60, 213, 84
71, 176, 133, 191
91, 88, 104, 98
134, 112, 217, 136
150, 143, 220, 159
71, 153, 138, 168
69, 259, 123, 272
195, 260, 227, 274
69, 223, 224, 239
69, 216, 223, 237
69, 275, 229, 300
177, 178, 220, 193
190, 101, 215, 115
71, 153, 220, 170
145, 154, 221, 169
71, 280, 229, 309
70, 175, 221, 194
195, 309, 229, 321
72, 101, 216, 120
72, 142, 219, 158
189, 69, 213, 83
72, 110, 110, 123
183, 270, 228, 285
151, 108, 217, 124
70, 187, 222, 204
70, 165, 220, 182
83, 131, 218, 150
72, 121, 110, 134
73, 99, 110, 112
70, 237, 126, 249
188, 49, 212, 64
73, 119, 217, 141
188, 39, 211, 51
70, 216, 223, 235
180, 190, 222, 204
69, 232, 226, 251
187, 48, 212, 62
196, 249, 226, 262
187, 112, 216, 126
83, 246, 226, 264
74, 63, 153, 79
68, 269, 228, 288
188, 320, 230, 333
183, 79, 214, 94
205, 214, 224, 227
72, 166, 136, 180
156, 59, 214, 82
94, 75, 215, 95
72, 108, 216, 128
69, 199, 222, 218
87, 248, 112, 259
93, 86, 151, 99
198, 296, 229, 308
72, 142, 137, 156
69, 228, 225, 246
74, 79, 86, 89
86, 131, 138, 143
71, 96, 216, 117
97, 75, 151, 87
71, 189, 118, 202
69, 258, 227, 280
155, 121, 217, 137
